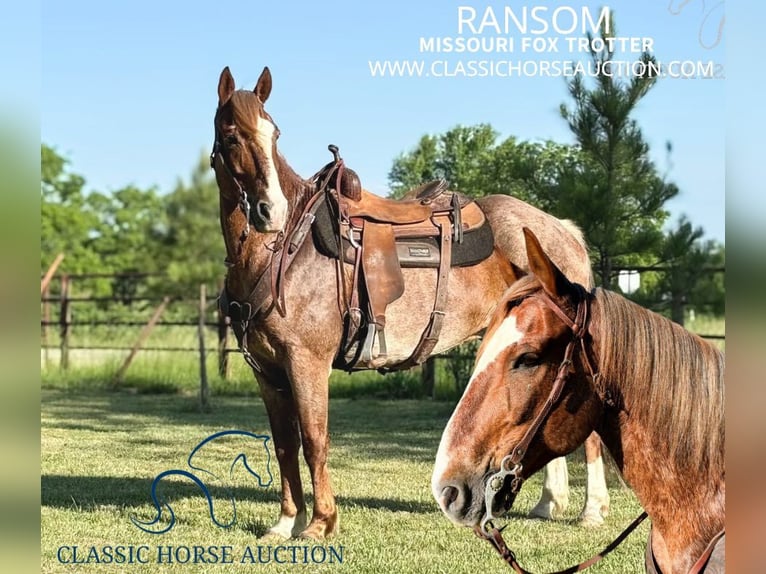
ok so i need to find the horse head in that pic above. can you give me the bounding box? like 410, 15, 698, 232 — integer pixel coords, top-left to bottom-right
212, 66, 288, 233
431, 228, 603, 528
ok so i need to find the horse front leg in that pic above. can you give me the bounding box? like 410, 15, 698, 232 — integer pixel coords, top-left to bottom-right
528, 457, 570, 520
287, 358, 337, 540
578, 430, 610, 527
256, 372, 307, 539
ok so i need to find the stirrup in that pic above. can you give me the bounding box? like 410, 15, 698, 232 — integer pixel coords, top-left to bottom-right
359, 323, 388, 367
359, 324, 377, 364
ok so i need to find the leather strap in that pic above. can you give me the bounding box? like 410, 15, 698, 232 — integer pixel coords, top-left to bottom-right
476, 512, 649, 574
397, 214, 452, 369
221, 189, 325, 369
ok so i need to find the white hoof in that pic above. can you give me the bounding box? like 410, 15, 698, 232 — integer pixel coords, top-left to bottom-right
578, 508, 606, 528
528, 498, 568, 520
265, 510, 307, 539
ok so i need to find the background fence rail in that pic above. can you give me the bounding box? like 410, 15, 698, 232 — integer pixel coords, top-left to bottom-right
41, 270, 724, 400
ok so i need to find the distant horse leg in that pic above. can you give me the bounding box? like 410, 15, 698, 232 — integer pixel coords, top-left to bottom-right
257, 373, 307, 539
528, 457, 569, 520
288, 361, 337, 540
578, 431, 610, 527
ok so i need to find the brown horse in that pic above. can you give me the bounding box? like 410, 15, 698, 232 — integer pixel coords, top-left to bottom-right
432, 228, 725, 573
212, 66, 607, 540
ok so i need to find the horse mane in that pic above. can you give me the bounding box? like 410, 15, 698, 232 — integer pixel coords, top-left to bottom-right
593, 289, 725, 476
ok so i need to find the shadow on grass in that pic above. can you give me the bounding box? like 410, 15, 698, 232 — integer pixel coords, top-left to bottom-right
41, 475, 437, 516
41, 391, 457, 465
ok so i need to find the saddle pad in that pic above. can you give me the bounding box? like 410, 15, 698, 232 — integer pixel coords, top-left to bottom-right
311, 198, 495, 268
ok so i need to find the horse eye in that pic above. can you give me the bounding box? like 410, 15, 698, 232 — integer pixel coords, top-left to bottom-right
513, 353, 540, 370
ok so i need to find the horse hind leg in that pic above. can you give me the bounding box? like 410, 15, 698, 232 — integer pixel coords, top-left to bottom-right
257, 375, 307, 540
528, 457, 570, 520
577, 431, 610, 528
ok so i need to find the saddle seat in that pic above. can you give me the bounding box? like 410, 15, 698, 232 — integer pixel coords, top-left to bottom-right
343, 180, 449, 225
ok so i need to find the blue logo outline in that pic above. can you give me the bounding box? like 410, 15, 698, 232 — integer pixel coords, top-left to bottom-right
131, 430, 273, 534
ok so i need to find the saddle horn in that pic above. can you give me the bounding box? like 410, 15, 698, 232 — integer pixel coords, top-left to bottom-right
326, 144, 361, 201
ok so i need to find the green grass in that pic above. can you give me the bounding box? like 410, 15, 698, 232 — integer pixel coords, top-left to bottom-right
42, 390, 649, 574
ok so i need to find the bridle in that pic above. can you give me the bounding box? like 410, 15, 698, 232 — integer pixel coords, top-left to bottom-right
474, 284, 650, 574
210, 132, 254, 242
479, 285, 598, 532
479, 284, 599, 536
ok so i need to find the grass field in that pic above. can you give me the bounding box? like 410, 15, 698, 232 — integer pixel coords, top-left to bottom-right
42, 390, 650, 574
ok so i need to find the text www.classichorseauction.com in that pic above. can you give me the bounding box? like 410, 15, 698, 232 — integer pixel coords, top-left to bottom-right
54, 431, 344, 566
368, 4, 724, 79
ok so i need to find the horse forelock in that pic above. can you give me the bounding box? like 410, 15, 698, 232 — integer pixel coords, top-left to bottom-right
226, 90, 265, 138
593, 289, 725, 478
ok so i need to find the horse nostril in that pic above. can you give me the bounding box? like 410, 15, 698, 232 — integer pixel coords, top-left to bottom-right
256, 201, 271, 221
441, 485, 460, 510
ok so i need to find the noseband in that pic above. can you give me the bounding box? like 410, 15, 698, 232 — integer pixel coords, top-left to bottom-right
474, 284, 651, 574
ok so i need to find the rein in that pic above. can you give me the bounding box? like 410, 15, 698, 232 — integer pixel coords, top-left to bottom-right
475, 285, 649, 573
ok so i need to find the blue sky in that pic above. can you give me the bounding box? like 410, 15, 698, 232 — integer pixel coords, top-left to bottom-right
41, 0, 724, 242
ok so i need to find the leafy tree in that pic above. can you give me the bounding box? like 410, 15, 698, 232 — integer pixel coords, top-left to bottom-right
89, 185, 167, 274
389, 125, 497, 197
388, 125, 579, 204
160, 154, 226, 296
41, 144, 103, 276
631, 217, 725, 323
550, 17, 678, 287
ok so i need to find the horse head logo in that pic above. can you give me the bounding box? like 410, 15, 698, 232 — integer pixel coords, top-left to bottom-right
131, 430, 273, 534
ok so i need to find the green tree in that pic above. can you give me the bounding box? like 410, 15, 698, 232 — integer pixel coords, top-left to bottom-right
88, 185, 166, 274
388, 125, 578, 204
160, 154, 226, 296
551, 17, 678, 287
388, 125, 498, 197
41, 144, 103, 276
632, 217, 725, 324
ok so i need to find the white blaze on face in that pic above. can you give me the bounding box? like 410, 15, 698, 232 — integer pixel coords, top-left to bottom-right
254, 117, 288, 230
431, 314, 524, 509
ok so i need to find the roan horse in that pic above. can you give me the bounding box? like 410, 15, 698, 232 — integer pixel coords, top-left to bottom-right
212, 66, 608, 540
432, 228, 725, 573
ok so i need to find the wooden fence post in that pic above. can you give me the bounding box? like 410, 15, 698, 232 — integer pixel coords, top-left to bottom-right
111, 297, 170, 388
41, 253, 65, 295
422, 357, 436, 399
42, 283, 51, 364
198, 284, 210, 412
59, 275, 71, 370
217, 280, 229, 379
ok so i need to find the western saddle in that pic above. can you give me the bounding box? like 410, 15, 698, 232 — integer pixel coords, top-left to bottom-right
307, 145, 488, 370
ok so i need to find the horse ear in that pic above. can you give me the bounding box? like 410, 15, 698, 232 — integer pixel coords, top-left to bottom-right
254, 67, 272, 103
218, 67, 235, 106
523, 227, 572, 298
